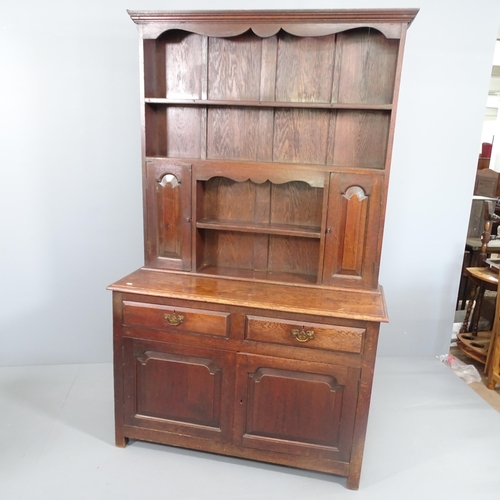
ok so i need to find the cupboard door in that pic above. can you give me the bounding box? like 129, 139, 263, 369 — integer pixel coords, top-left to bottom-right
234, 353, 360, 462
145, 159, 192, 270
322, 173, 383, 289
123, 338, 235, 442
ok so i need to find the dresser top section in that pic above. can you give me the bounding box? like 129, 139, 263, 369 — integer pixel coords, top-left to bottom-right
108, 269, 388, 323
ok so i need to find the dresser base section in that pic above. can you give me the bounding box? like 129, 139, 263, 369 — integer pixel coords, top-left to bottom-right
109, 275, 384, 490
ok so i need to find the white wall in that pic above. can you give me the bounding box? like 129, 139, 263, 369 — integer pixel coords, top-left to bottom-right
1, 0, 500, 366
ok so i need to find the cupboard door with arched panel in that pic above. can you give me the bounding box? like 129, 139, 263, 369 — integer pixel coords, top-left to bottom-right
322, 173, 384, 290
123, 337, 236, 443
234, 353, 360, 462
145, 159, 192, 270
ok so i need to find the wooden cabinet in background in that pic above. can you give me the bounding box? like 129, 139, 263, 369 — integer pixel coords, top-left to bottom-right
108, 9, 417, 490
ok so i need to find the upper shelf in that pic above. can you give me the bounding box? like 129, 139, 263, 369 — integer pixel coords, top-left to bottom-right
128, 9, 419, 40
142, 27, 400, 106
144, 98, 392, 111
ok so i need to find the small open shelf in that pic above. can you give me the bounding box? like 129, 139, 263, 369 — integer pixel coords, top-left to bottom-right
196, 219, 322, 238
196, 265, 318, 285
196, 230, 321, 283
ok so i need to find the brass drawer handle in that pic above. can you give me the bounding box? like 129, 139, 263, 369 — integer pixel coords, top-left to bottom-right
164, 313, 185, 326
291, 328, 314, 343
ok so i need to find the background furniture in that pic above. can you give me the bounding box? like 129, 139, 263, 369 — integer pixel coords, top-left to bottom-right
487, 319, 500, 390
486, 267, 500, 389
108, 9, 417, 490
458, 193, 500, 310
460, 267, 498, 335
458, 266, 498, 363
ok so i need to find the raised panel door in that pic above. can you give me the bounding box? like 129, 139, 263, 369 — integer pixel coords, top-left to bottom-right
123, 337, 235, 442
322, 173, 383, 289
234, 353, 360, 462
145, 159, 192, 270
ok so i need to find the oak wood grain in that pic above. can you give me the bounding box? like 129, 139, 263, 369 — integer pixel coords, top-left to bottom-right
332, 28, 398, 104
122, 300, 230, 337
332, 111, 390, 168
207, 107, 261, 161
276, 32, 336, 103
108, 268, 388, 322
268, 235, 320, 277
273, 109, 331, 164
245, 315, 365, 354
165, 107, 202, 158
208, 32, 261, 100
165, 31, 203, 99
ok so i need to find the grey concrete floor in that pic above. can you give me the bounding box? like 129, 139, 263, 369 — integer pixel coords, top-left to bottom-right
1, 357, 499, 499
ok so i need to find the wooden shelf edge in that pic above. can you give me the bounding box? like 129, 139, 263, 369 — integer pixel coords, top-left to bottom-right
196, 220, 322, 238
144, 98, 393, 111
145, 157, 387, 175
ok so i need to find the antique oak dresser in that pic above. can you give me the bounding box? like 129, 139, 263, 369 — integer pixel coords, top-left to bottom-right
108, 9, 417, 489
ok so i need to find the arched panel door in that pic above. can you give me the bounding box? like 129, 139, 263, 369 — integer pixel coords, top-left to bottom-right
145, 159, 192, 270
322, 173, 383, 290
234, 353, 360, 462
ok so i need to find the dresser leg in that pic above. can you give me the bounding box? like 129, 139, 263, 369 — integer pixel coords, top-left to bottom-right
115, 432, 129, 448
346, 471, 360, 490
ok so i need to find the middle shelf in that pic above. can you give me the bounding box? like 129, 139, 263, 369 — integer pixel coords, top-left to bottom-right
144, 98, 393, 111
196, 219, 322, 238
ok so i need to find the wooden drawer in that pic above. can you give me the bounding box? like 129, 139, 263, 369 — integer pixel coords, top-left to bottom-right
245, 315, 364, 354
122, 300, 230, 337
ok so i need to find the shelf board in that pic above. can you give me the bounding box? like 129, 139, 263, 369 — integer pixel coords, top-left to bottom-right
196, 219, 322, 238
145, 156, 388, 174
196, 265, 318, 286
144, 98, 392, 111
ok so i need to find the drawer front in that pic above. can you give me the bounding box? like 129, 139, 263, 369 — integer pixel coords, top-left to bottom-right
245, 315, 364, 353
123, 301, 229, 337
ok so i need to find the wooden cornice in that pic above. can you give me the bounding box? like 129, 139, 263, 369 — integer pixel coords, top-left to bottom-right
127, 9, 419, 24
127, 9, 419, 40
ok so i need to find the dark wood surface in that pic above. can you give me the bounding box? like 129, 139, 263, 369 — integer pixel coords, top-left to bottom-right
108, 268, 388, 322
112, 8, 417, 490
